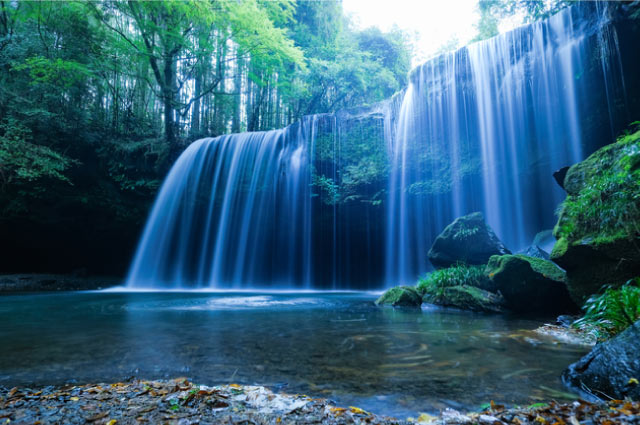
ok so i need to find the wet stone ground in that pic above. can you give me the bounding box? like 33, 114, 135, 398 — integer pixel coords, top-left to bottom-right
1, 378, 639, 425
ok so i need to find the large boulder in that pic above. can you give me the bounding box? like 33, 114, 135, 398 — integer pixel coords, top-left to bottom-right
428, 212, 510, 269
422, 285, 506, 313
563, 321, 640, 400
486, 254, 577, 314
375, 286, 422, 307
552, 129, 640, 304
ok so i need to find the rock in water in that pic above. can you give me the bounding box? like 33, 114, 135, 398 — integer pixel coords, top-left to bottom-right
375, 286, 422, 307
422, 285, 506, 313
486, 254, 577, 314
551, 129, 640, 304
564, 321, 640, 401
427, 212, 510, 269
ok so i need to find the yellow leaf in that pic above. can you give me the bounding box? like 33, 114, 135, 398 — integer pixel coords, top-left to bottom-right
229, 384, 242, 389
70, 397, 79, 401
416, 412, 438, 423
628, 378, 639, 385
106, 420, 117, 425
349, 406, 369, 415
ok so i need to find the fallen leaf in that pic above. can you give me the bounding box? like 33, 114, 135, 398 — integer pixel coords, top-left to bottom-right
86, 412, 108, 422
416, 412, 438, 423
349, 406, 369, 415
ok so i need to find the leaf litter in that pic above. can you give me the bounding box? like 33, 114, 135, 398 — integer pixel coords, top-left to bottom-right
0, 379, 638, 424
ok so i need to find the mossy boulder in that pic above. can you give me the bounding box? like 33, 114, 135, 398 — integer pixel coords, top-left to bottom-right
375, 286, 422, 307
427, 212, 511, 269
422, 285, 506, 313
563, 321, 640, 401
486, 254, 577, 314
552, 129, 640, 304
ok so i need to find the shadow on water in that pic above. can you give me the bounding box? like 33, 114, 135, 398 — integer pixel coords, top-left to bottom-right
0, 292, 589, 417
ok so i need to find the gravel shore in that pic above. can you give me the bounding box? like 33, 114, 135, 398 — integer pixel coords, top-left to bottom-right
1, 378, 639, 424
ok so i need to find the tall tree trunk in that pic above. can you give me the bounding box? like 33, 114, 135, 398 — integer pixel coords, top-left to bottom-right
163, 55, 176, 144
231, 54, 243, 133
191, 62, 202, 137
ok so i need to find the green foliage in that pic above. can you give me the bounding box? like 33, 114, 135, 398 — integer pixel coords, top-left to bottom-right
311, 115, 388, 205
416, 264, 488, 297
12, 56, 91, 88
554, 126, 640, 245
311, 172, 340, 205
472, 0, 571, 42
0, 118, 75, 184
573, 279, 640, 340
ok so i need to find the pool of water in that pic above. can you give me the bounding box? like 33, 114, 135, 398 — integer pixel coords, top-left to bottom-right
0, 291, 589, 417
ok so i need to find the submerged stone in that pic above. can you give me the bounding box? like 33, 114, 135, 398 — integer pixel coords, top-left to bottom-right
552, 129, 640, 304
564, 321, 640, 401
375, 286, 422, 307
427, 212, 511, 269
486, 254, 577, 314
422, 285, 506, 313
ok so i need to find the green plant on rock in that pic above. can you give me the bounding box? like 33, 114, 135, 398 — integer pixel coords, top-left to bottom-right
572, 278, 640, 340
417, 263, 488, 297
554, 126, 640, 246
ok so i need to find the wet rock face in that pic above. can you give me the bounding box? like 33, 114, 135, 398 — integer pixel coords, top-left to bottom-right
375, 286, 422, 307
486, 254, 577, 314
518, 245, 551, 260
564, 321, 640, 401
427, 212, 511, 269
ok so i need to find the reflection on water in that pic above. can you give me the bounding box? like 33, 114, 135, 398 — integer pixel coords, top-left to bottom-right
0, 292, 588, 417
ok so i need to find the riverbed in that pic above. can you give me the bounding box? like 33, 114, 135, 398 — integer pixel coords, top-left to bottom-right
0, 291, 589, 417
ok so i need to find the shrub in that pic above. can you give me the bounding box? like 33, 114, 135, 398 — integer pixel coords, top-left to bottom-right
572, 278, 640, 340
416, 263, 489, 297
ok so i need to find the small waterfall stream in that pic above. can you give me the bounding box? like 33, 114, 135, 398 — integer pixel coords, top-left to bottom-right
127, 2, 633, 289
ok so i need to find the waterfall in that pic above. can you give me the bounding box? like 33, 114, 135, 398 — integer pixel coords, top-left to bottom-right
127, 2, 634, 289
384, 2, 630, 285
127, 117, 317, 288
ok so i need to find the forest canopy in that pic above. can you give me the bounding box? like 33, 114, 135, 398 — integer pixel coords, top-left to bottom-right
0, 0, 412, 187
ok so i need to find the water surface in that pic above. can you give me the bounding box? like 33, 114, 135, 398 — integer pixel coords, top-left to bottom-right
0, 292, 588, 417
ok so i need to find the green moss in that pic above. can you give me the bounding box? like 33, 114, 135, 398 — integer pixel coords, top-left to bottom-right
416, 264, 490, 296
375, 286, 422, 307
516, 254, 565, 281
487, 254, 565, 282
550, 237, 568, 259
422, 285, 505, 313
554, 127, 640, 246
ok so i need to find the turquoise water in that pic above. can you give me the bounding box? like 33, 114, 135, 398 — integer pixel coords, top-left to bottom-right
0, 292, 588, 417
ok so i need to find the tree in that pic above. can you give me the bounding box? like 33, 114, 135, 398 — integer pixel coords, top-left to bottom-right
92, 0, 303, 143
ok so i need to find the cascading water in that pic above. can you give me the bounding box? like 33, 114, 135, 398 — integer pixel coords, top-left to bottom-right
127, 117, 318, 288
127, 2, 636, 289
384, 2, 631, 285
